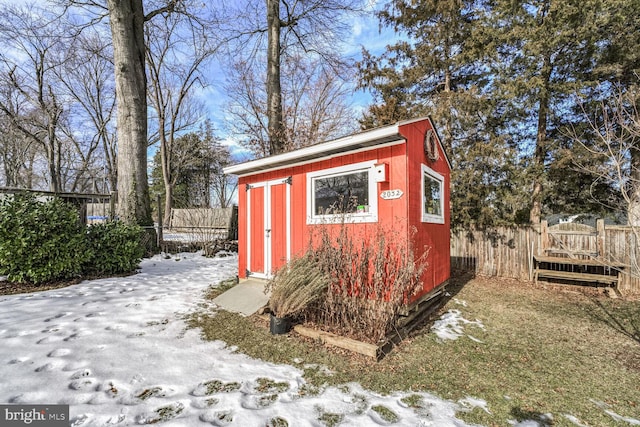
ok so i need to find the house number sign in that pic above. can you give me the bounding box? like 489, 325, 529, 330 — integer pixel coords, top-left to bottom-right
380, 189, 403, 200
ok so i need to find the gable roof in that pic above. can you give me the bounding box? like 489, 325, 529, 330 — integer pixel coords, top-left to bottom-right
223, 117, 448, 177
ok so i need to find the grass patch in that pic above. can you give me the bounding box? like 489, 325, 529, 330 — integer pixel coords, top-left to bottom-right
188, 276, 640, 425
255, 378, 289, 393
203, 277, 238, 300
400, 394, 424, 409
267, 417, 288, 427
296, 383, 322, 398
371, 404, 399, 423
149, 402, 184, 423
203, 397, 218, 407
136, 387, 163, 400
197, 380, 241, 395
316, 407, 344, 427
352, 393, 369, 415
257, 394, 279, 407
214, 410, 233, 424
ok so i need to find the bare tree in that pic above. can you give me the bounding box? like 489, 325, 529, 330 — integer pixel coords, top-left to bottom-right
206, 130, 237, 209
0, 112, 40, 188
266, 0, 284, 154
225, 58, 270, 157
103, 0, 153, 224
283, 54, 356, 145
225, 52, 357, 158
64, 0, 213, 226
224, 0, 364, 156
58, 30, 117, 193
145, 4, 219, 225
150, 122, 236, 209
0, 4, 69, 192
571, 84, 640, 226
210, 169, 237, 208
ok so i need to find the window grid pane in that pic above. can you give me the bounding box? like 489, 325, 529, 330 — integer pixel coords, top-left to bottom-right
424, 174, 442, 217
314, 170, 369, 215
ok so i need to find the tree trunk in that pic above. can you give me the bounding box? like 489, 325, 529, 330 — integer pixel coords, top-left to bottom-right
107, 0, 153, 226
164, 181, 173, 227
629, 145, 640, 226
267, 0, 284, 155
157, 112, 173, 226
529, 54, 552, 225
160, 140, 173, 227
104, 141, 118, 192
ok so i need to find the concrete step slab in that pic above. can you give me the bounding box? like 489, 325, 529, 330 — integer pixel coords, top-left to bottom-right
212, 278, 269, 316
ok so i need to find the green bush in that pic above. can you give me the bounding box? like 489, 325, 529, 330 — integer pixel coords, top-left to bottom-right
85, 221, 144, 275
0, 194, 90, 284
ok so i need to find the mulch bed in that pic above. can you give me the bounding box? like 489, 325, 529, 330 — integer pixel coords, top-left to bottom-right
0, 278, 84, 296
0, 272, 137, 296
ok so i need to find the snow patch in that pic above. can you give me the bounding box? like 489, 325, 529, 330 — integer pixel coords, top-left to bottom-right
563, 413, 590, 427
431, 309, 485, 342
0, 251, 480, 426
591, 399, 640, 425
458, 396, 491, 414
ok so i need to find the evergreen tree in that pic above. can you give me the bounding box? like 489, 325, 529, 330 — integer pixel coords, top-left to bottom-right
150, 124, 234, 218
359, 0, 529, 228
360, 0, 639, 227
482, 0, 636, 223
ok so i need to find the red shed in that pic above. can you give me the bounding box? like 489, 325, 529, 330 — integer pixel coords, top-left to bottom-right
223, 117, 450, 302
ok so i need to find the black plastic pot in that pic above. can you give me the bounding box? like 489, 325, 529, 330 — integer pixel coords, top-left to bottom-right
269, 313, 291, 335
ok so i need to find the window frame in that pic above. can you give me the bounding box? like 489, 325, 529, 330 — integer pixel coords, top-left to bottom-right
421, 164, 445, 224
306, 160, 378, 224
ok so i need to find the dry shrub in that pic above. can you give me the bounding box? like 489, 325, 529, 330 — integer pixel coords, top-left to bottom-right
266, 254, 329, 318
307, 224, 429, 344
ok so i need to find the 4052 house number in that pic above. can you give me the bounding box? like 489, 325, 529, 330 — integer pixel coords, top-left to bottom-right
380, 189, 403, 200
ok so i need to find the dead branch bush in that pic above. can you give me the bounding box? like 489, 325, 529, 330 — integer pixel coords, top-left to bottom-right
265, 254, 329, 318
305, 223, 429, 344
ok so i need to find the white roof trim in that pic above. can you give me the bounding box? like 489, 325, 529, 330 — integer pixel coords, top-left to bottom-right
223, 123, 403, 177
232, 139, 406, 178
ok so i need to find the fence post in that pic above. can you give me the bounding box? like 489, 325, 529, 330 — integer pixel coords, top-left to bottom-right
229, 205, 238, 240
540, 220, 548, 256
156, 195, 163, 251
596, 219, 605, 259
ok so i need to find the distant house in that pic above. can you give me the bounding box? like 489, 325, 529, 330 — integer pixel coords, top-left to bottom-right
223, 117, 451, 303
546, 213, 626, 227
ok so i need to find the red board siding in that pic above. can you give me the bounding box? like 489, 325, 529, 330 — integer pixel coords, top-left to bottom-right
238, 177, 247, 278
270, 182, 288, 273
400, 120, 451, 299
248, 185, 265, 275
236, 118, 451, 303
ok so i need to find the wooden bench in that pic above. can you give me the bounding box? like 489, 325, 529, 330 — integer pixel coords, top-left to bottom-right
534, 269, 620, 285
533, 255, 627, 287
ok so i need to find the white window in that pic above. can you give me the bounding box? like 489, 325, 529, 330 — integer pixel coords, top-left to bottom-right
307, 161, 378, 224
421, 164, 445, 224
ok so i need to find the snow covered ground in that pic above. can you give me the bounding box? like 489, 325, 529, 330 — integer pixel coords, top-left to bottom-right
0, 252, 483, 426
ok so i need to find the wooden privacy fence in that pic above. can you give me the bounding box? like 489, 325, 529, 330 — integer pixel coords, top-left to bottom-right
157, 206, 239, 254
450, 222, 640, 294
168, 207, 238, 239
161, 207, 238, 241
